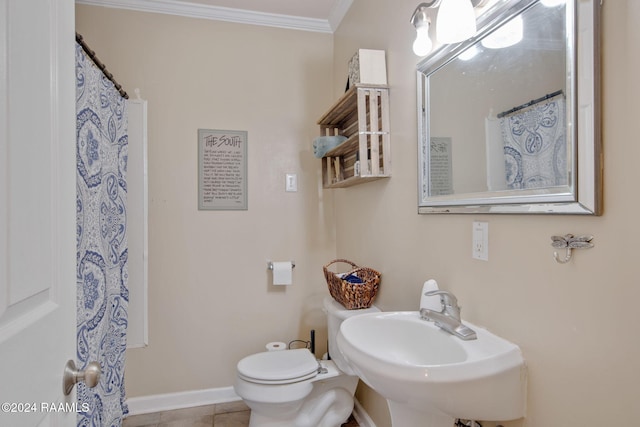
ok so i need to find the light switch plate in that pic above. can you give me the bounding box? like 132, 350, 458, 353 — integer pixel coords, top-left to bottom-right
285, 173, 298, 192
472, 221, 489, 261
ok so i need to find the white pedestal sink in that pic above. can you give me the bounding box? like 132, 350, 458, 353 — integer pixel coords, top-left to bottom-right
336, 311, 527, 427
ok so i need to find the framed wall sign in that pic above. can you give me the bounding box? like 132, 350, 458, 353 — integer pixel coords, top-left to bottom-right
198, 129, 248, 210
428, 137, 453, 196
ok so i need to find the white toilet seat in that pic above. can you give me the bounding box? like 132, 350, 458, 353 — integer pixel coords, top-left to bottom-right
237, 348, 319, 385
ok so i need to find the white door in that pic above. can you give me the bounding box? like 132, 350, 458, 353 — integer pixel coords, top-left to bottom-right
0, 1, 78, 426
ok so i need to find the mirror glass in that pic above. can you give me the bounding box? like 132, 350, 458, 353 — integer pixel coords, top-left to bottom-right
417, 0, 601, 214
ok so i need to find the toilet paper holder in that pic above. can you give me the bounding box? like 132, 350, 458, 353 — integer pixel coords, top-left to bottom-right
267, 261, 296, 270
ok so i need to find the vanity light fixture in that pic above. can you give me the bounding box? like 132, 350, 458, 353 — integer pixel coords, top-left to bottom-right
436, 0, 477, 44
410, 0, 490, 57
410, 4, 433, 55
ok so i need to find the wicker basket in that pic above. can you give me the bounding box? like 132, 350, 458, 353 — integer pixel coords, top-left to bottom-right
323, 259, 381, 309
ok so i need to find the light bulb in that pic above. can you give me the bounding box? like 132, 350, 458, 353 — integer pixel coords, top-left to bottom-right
481, 15, 523, 49
436, 0, 477, 44
413, 24, 433, 56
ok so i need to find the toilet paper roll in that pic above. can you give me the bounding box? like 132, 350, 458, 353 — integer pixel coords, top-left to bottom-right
266, 342, 287, 351
272, 261, 293, 285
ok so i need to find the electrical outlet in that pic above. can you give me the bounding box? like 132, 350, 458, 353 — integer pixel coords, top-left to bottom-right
472, 221, 489, 261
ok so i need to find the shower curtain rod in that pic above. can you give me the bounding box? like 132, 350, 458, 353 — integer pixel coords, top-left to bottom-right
497, 89, 563, 119
76, 32, 129, 99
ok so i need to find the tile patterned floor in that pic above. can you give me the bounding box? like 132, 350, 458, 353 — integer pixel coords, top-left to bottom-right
122, 401, 359, 427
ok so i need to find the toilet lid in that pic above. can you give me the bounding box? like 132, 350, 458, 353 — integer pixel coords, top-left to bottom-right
237, 348, 319, 385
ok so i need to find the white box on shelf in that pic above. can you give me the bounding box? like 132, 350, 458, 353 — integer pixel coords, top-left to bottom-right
348, 49, 387, 87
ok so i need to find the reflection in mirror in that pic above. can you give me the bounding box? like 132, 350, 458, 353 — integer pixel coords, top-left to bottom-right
417, 0, 602, 214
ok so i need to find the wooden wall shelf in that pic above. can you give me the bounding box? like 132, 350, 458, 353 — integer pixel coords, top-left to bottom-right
317, 84, 391, 188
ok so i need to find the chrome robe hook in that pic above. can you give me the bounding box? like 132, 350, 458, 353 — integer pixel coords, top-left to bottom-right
551, 234, 594, 264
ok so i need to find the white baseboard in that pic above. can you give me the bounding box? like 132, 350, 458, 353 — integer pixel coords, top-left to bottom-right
126, 386, 377, 427
125, 386, 240, 415
352, 398, 378, 427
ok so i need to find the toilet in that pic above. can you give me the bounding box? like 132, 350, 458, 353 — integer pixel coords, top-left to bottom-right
234, 297, 380, 427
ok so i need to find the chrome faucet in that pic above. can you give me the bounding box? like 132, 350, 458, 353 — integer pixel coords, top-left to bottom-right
420, 290, 477, 340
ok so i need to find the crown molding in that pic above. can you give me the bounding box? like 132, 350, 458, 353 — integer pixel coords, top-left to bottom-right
328, 0, 353, 32
76, 0, 336, 33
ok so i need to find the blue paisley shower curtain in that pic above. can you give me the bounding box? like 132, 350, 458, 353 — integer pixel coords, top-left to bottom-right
75, 43, 129, 426
500, 93, 566, 190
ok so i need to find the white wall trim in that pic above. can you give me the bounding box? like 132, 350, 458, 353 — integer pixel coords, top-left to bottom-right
75, 0, 334, 33
126, 386, 376, 427
352, 398, 378, 427
126, 386, 241, 415
328, 0, 353, 32
0, 0, 8, 321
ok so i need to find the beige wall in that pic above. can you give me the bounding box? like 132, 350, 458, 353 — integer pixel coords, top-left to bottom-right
76, 6, 335, 396
333, 0, 640, 426
77, 0, 640, 425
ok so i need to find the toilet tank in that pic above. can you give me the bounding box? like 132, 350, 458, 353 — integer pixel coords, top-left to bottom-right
323, 297, 380, 374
